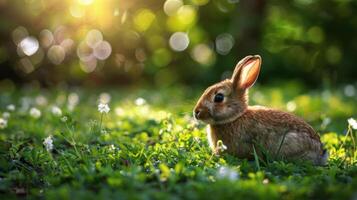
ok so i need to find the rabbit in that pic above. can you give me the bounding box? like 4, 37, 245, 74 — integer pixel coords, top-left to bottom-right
193, 55, 328, 165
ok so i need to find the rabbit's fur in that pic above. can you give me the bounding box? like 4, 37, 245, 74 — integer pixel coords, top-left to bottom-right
194, 55, 328, 165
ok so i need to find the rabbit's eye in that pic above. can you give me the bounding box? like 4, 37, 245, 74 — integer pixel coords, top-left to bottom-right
214, 93, 224, 103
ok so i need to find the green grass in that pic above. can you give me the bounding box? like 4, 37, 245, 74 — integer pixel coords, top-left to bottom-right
0, 85, 356, 200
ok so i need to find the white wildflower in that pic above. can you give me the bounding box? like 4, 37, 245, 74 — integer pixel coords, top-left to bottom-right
61, 116, 68, 122
2, 112, 10, 119
217, 166, 239, 181
29, 107, 41, 118
51, 106, 62, 117
98, 103, 110, 113
7, 104, 16, 111
216, 140, 227, 152
109, 144, 117, 151
348, 118, 357, 130
135, 97, 146, 106
0, 118, 7, 129
263, 178, 269, 184
43, 136, 53, 151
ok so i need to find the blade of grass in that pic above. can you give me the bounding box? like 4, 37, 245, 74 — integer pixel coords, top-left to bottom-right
252, 144, 260, 171
275, 131, 288, 160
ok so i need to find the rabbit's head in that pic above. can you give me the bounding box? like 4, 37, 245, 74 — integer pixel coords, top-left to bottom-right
193, 55, 261, 124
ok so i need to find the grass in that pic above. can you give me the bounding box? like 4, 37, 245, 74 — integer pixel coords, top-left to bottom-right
0, 84, 356, 200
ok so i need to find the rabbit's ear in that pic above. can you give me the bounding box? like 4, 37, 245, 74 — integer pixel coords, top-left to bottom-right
231, 55, 261, 90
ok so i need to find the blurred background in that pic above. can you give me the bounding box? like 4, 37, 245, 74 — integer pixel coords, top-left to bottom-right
0, 0, 356, 89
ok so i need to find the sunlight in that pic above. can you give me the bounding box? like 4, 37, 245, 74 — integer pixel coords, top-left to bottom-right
77, 0, 94, 5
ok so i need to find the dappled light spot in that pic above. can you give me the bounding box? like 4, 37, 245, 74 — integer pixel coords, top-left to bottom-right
215, 33, 234, 55
121, 10, 128, 24
115, 106, 125, 116
152, 48, 172, 67
78, 0, 94, 6
169, 32, 189, 52
286, 101, 297, 112
93, 41, 112, 60
163, 0, 183, 16
19, 36, 39, 56
60, 39, 74, 53
18, 58, 34, 74
191, 43, 215, 66
39, 29, 54, 48
177, 5, 197, 27
69, 5, 85, 18
12, 26, 28, 45
77, 41, 93, 62
80, 57, 97, 73
113, 8, 119, 16
47, 45, 65, 65
53, 26, 67, 44
167, 5, 197, 31
134, 9, 156, 32
86, 29, 103, 48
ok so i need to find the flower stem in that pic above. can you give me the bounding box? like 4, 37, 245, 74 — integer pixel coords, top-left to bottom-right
99, 113, 103, 133
65, 122, 82, 159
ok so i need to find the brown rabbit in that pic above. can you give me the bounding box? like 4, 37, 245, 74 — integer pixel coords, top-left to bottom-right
193, 55, 328, 165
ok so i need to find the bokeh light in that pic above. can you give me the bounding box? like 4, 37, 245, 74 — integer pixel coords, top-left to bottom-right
191, 44, 215, 66
12, 26, 28, 45
134, 9, 156, 32
39, 29, 54, 48
86, 29, 103, 48
47, 45, 65, 65
163, 0, 183, 16
19, 37, 39, 56
18, 58, 34, 74
78, 0, 94, 6
93, 41, 112, 60
70, 5, 85, 18
215, 33, 234, 55
77, 41, 93, 62
169, 32, 189, 52
80, 57, 97, 73
0, 0, 355, 88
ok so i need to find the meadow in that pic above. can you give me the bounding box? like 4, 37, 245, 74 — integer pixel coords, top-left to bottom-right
0, 84, 356, 199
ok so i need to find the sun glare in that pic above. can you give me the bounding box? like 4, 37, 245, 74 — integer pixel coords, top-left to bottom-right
78, 0, 94, 6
